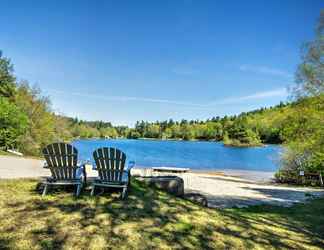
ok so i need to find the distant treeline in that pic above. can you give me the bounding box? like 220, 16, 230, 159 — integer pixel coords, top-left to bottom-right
129, 101, 288, 146
56, 98, 315, 150
39, 101, 291, 147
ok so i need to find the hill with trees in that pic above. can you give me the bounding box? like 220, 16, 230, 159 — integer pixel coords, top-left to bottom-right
130, 101, 289, 147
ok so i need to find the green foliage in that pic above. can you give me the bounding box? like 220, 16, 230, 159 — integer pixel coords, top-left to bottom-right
0, 97, 28, 149
144, 124, 160, 138
294, 10, 324, 97
52, 116, 73, 142
277, 11, 324, 185
0, 51, 16, 98
69, 119, 117, 139
224, 117, 262, 147
279, 96, 324, 174
128, 130, 141, 139
73, 123, 100, 138
115, 125, 130, 138
14, 82, 57, 155
131, 102, 289, 145
99, 127, 118, 138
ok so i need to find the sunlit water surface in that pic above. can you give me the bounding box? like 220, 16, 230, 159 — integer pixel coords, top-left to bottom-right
73, 139, 281, 174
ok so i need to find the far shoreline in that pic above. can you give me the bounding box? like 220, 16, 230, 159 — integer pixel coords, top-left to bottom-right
73, 137, 281, 148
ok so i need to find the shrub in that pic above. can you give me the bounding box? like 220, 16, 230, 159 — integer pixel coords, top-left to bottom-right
0, 97, 28, 150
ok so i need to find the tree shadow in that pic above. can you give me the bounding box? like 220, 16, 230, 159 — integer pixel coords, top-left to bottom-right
219, 199, 324, 249
0, 238, 12, 250
200, 175, 258, 185
241, 186, 324, 202
188, 181, 324, 209
1, 179, 324, 249
30, 219, 68, 250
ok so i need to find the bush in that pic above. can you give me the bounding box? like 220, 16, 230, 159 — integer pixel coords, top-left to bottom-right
224, 121, 262, 147
277, 96, 324, 186
127, 131, 141, 139
0, 97, 28, 150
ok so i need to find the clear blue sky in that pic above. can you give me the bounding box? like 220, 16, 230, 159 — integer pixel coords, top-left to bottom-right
1, 0, 323, 126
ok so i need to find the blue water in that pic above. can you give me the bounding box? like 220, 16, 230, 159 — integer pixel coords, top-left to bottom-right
72, 139, 281, 172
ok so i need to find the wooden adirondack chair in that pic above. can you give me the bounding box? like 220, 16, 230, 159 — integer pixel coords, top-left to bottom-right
91, 147, 135, 199
42, 143, 86, 197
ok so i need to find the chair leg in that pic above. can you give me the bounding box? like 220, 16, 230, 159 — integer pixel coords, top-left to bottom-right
42, 184, 48, 196
76, 184, 81, 197
121, 187, 127, 199
83, 168, 87, 185
91, 185, 95, 196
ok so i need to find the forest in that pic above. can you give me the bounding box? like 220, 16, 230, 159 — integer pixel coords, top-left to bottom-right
0, 11, 323, 184
131, 101, 288, 146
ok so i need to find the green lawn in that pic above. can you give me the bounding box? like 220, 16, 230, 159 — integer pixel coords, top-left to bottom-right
0, 150, 14, 156
0, 179, 323, 249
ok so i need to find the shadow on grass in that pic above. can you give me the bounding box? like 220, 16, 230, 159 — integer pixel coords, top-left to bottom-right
0, 178, 324, 249
242, 186, 323, 200
219, 199, 324, 248
200, 175, 258, 185
30, 219, 68, 250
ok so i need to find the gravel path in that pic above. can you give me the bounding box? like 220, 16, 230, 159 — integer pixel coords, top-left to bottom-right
0, 156, 49, 178
1, 156, 323, 208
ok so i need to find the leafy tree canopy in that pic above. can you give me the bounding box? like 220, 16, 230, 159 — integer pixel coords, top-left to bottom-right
0, 51, 16, 98
0, 97, 28, 149
294, 10, 324, 98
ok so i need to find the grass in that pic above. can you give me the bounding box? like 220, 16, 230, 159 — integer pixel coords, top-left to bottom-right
0, 179, 324, 249
0, 150, 15, 156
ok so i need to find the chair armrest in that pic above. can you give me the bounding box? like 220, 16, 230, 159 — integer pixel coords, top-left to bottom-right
77, 160, 88, 169
76, 160, 88, 183
125, 161, 135, 173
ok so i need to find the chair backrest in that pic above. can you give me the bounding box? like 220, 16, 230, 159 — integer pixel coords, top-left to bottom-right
93, 147, 126, 183
42, 143, 78, 180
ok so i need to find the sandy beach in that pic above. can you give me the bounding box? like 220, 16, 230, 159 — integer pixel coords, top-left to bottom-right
1, 155, 323, 208
190, 169, 276, 183
132, 168, 324, 208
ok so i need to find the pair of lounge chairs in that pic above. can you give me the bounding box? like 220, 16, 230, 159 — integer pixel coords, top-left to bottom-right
42, 142, 134, 198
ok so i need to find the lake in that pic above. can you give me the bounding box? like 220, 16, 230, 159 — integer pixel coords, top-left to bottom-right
72, 139, 281, 173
